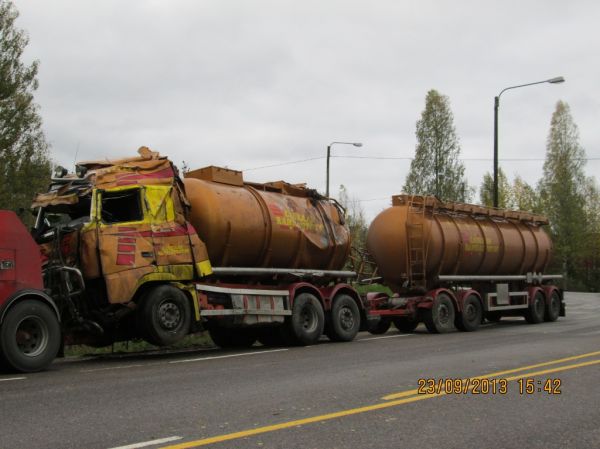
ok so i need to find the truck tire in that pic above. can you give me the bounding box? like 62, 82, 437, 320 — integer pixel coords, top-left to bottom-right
139, 285, 191, 346
327, 295, 360, 342
367, 318, 391, 335
525, 291, 545, 324
545, 291, 561, 322
455, 295, 482, 332
209, 327, 256, 348
0, 300, 61, 373
423, 294, 455, 333
285, 293, 324, 345
393, 317, 419, 333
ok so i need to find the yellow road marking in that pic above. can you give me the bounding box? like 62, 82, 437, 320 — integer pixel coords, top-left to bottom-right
161, 352, 600, 449
384, 349, 600, 400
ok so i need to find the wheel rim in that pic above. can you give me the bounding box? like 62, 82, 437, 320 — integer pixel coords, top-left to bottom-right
15, 315, 49, 358
438, 303, 451, 325
301, 305, 318, 332
338, 306, 355, 331
158, 300, 181, 331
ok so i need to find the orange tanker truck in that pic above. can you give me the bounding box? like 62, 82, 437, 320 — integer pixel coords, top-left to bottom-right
0, 148, 564, 372
364, 194, 564, 334
0, 147, 362, 372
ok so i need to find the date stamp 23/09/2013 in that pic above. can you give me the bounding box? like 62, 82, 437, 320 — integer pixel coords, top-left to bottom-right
417, 377, 562, 395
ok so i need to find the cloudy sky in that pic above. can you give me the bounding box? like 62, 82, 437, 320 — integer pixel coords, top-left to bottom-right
14, 0, 599, 221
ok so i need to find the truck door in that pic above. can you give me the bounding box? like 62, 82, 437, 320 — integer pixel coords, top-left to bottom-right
96, 186, 155, 303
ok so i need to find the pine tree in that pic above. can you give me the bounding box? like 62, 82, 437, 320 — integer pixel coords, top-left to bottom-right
0, 1, 51, 220
479, 167, 512, 208
538, 101, 591, 289
403, 90, 472, 202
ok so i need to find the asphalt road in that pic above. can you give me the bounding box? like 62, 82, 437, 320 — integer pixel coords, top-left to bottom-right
1, 292, 599, 449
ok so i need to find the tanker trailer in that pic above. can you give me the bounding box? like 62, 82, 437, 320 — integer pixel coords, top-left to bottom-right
364, 195, 564, 334
182, 166, 364, 347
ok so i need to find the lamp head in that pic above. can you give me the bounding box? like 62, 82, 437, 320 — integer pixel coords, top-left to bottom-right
548, 76, 565, 84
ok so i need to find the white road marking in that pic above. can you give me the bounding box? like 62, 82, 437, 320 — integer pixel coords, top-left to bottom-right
169, 348, 288, 364
0, 377, 26, 382
360, 334, 414, 341
107, 436, 182, 449
81, 364, 146, 373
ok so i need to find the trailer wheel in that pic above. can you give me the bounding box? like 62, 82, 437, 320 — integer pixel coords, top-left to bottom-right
286, 293, 325, 345
525, 291, 546, 324
393, 318, 419, 333
0, 300, 61, 373
423, 294, 455, 333
455, 295, 482, 332
209, 327, 256, 348
139, 285, 191, 346
367, 318, 391, 335
327, 295, 360, 342
544, 291, 561, 322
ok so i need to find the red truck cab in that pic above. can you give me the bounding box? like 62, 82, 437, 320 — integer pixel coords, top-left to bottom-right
0, 211, 61, 372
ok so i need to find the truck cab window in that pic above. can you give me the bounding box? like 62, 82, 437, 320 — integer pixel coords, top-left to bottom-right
101, 189, 143, 224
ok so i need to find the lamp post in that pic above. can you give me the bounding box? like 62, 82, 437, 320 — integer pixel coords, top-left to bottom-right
493, 76, 565, 207
326, 141, 362, 197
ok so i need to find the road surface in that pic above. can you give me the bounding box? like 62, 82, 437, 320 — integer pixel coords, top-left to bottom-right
0, 292, 598, 449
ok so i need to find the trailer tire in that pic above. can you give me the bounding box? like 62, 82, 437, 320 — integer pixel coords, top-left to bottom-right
367, 318, 391, 335
423, 294, 455, 333
286, 293, 324, 345
393, 318, 419, 333
455, 295, 482, 332
327, 295, 360, 342
139, 285, 191, 346
525, 291, 545, 324
0, 300, 61, 373
209, 327, 256, 348
545, 291, 561, 322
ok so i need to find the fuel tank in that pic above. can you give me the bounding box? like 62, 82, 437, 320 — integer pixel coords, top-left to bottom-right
366, 195, 552, 289
183, 166, 350, 269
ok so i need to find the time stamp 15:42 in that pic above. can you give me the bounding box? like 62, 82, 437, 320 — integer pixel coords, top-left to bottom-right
417, 378, 562, 395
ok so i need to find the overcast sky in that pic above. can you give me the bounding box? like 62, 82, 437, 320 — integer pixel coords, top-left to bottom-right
14, 0, 599, 221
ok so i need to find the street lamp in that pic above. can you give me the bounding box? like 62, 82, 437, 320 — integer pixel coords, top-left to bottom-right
493, 76, 565, 207
326, 141, 363, 197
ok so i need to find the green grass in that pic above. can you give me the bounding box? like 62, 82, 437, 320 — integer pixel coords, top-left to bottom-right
353, 283, 393, 295
64, 331, 214, 357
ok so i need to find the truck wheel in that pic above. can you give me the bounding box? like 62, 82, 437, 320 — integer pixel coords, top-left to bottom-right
423, 294, 455, 333
455, 295, 482, 332
327, 295, 360, 342
209, 327, 256, 348
367, 318, 391, 334
0, 300, 61, 373
393, 318, 419, 333
525, 291, 545, 324
545, 291, 561, 322
139, 285, 191, 346
286, 293, 324, 345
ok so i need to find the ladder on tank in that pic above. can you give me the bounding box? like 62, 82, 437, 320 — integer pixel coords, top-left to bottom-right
406, 196, 428, 289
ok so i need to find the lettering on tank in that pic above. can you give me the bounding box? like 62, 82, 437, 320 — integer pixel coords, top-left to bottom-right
462, 232, 499, 253
268, 203, 325, 233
